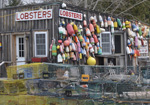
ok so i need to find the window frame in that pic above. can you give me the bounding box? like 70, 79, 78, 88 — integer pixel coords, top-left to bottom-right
101, 32, 112, 55
114, 33, 123, 55
34, 31, 48, 57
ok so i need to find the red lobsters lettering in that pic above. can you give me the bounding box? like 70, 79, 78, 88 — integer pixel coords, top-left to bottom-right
38, 11, 42, 18
59, 9, 82, 21
43, 11, 47, 18
16, 9, 52, 21
20, 13, 24, 19
47, 10, 51, 18
33, 11, 37, 18
16, 13, 20, 21
29, 12, 33, 19
25, 13, 29, 19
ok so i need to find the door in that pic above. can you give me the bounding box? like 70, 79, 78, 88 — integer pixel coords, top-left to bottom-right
16, 36, 25, 65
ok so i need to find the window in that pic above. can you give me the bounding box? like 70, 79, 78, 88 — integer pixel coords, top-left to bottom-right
34, 32, 48, 57
115, 35, 121, 53
101, 32, 111, 54
18, 37, 24, 57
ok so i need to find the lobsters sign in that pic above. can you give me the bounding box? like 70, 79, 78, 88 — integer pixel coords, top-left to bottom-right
15, 9, 52, 21
59, 9, 83, 21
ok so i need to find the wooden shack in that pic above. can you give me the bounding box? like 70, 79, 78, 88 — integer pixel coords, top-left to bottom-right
0, 2, 147, 77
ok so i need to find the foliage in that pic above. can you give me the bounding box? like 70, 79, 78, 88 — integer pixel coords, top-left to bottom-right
7, 0, 22, 6
91, 0, 150, 25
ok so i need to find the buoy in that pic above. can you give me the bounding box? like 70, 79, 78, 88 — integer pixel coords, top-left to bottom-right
125, 21, 130, 28
130, 48, 134, 55
65, 53, 68, 59
98, 47, 102, 55
49, 40, 53, 52
96, 25, 100, 34
83, 48, 86, 55
84, 35, 87, 42
64, 40, 70, 46
58, 40, 62, 44
89, 44, 94, 53
68, 37, 72, 43
62, 27, 66, 35
52, 43, 57, 56
83, 20, 87, 27
94, 15, 97, 23
104, 18, 108, 28
81, 38, 86, 47
70, 52, 74, 59
122, 21, 126, 30
67, 53, 70, 59
138, 39, 141, 48
134, 36, 138, 47
60, 45, 64, 53
62, 20, 66, 27
99, 15, 104, 27
80, 53, 82, 59
85, 42, 89, 49
132, 23, 137, 31
73, 24, 78, 33
107, 16, 111, 26
126, 46, 130, 54
57, 45, 60, 49
62, 53, 65, 61
99, 15, 103, 22
65, 46, 69, 53
114, 19, 118, 28
66, 23, 74, 36
69, 44, 72, 52
89, 23, 94, 33
87, 56, 96, 65
130, 38, 134, 45
111, 21, 114, 33
90, 37, 94, 45
141, 38, 144, 46
117, 18, 122, 27
86, 28, 91, 37
93, 34, 98, 43
73, 53, 77, 61
59, 26, 64, 34
77, 42, 81, 53
86, 37, 90, 44
78, 34, 83, 42
74, 43, 78, 52
100, 28, 105, 32
57, 54, 63, 63
75, 36, 78, 43
65, 30, 68, 36
111, 17, 115, 22
72, 43, 76, 51
94, 46, 98, 54
127, 39, 131, 46
139, 27, 142, 36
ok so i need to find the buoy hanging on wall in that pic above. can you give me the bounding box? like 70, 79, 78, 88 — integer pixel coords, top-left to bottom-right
87, 56, 96, 65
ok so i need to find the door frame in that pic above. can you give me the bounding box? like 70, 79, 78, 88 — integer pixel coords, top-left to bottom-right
11, 32, 27, 65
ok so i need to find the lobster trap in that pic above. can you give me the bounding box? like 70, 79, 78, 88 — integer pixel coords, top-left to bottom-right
44, 63, 80, 81
0, 79, 27, 95
6, 63, 48, 79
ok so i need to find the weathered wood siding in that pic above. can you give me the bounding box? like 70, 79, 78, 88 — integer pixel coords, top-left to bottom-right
0, 2, 126, 77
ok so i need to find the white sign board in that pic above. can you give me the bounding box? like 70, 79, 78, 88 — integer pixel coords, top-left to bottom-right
59, 9, 83, 21
139, 46, 148, 54
16, 9, 52, 21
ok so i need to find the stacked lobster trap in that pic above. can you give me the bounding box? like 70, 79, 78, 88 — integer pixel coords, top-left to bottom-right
2, 63, 150, 103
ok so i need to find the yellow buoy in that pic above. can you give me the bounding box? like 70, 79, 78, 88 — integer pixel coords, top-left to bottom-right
87, 56, 96, 65
57, 45, 60, 49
